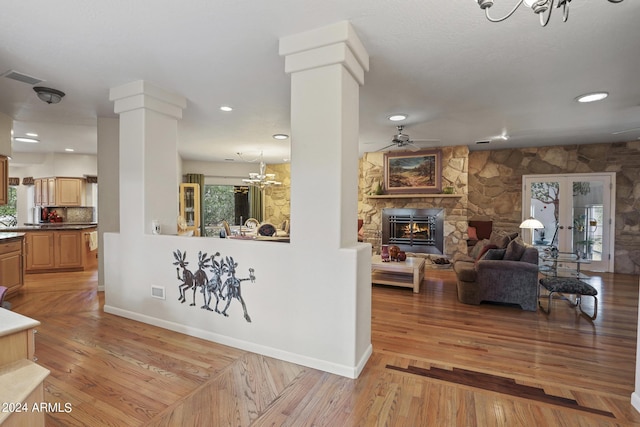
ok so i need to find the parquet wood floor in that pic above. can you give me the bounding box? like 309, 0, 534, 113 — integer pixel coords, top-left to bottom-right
7, 267, 640, 426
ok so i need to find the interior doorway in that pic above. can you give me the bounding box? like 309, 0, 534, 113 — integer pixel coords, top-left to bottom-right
522, 173, 616, 272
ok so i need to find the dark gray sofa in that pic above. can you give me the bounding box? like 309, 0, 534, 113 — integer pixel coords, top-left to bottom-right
453, 239, 539, 311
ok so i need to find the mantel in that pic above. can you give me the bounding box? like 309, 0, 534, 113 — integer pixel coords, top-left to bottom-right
367, 194, 463, 199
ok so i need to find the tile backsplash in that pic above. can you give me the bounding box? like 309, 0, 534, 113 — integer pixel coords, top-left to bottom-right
64, 207, 95, 223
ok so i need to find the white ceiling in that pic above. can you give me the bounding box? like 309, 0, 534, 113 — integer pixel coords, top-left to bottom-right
2, 1, 639, 165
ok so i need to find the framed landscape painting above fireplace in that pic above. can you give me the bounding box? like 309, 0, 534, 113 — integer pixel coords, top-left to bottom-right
384, 149, 442, 194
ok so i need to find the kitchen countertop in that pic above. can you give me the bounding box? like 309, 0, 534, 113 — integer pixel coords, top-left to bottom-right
2, 223, 98, 232
0, 308, 40, 338
0, 232, 25, 241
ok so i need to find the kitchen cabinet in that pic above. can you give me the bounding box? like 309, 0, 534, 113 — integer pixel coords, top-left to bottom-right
47, 177, 56, 205
0, 234, 24, 297
25, 229, 83, 272
34, 177, 85, 206
179, 183, 201, 236
0, 155, 7, 205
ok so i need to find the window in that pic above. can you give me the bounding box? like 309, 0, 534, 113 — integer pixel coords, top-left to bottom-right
202, 185, 249, 236
0, 186, 17, 228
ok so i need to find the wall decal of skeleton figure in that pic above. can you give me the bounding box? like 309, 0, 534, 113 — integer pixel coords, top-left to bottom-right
220, 256, 256, 322
173, 250, 195, 304
173, 250, 256, 322
202, 252, 223, 312
193, 251, 212, 308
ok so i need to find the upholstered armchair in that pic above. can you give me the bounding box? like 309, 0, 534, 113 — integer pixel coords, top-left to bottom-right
453, 239, 539, 311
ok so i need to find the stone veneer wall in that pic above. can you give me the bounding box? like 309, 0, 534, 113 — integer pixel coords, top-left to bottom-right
358, 146, 469, 258
263, 163, 290, 228
467, 142, 640, 274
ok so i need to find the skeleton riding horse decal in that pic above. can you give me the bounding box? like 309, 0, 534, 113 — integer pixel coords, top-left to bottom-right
173, 250, 256, 322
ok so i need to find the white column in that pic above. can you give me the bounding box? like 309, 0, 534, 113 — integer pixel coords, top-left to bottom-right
109, 81, 186, 236
280, 21, 373, 376
280, 20, 369, 249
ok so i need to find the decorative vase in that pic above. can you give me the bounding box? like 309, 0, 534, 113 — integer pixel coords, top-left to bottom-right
375, 182, 384, 195
381, 245, 390, 262
397, 251, 407, 261
388, 245, 400, 261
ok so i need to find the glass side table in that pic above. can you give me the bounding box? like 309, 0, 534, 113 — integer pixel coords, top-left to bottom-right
539, 250, 591, 279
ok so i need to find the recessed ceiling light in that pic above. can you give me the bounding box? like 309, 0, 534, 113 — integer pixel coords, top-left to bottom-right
273, 134, 289, 140
388, 114, 408, 122
220, 106, 233, 112
13, 137, 40, 143
575, 92, 608, 103
65, 148, 75, 152
26, 132, 38, 137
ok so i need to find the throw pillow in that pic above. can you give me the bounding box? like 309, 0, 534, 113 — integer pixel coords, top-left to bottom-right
467, 226, 478, 240
503, 238, 527, 261
480, 248, 506, 261
489, 231, 511, 249
469, 239, 490, 259
475, 244, 498, 261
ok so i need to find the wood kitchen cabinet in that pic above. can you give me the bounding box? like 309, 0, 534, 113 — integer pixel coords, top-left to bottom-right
25, 230, 83, 272
0, 235, 24, 297
34, 177, 85, 206
0, 155, 7, 206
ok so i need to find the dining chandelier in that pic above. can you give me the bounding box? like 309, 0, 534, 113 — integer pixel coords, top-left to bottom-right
241, 152, 281, 190
476, 0, 624, 27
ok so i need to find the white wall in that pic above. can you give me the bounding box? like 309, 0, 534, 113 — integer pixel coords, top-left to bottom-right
103, 22, 372, 379
633, 276, 640, 413
182, 159, 262, 186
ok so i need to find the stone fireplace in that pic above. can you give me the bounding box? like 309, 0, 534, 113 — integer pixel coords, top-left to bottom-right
358, 146, 470, 259
382, 208, 444, 255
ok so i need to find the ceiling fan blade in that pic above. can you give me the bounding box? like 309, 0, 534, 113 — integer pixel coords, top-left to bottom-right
376, 143, 396, 152
412, 138, 440, 142
406, 142, 421, 152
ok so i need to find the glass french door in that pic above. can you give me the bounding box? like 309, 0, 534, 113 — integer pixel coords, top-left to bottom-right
523, 173, 615, 272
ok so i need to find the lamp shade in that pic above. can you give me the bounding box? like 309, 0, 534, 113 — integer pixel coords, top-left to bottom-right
519, 217, 544, 229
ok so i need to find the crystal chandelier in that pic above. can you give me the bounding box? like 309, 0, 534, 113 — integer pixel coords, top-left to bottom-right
241, 152, 281, 189
476, 0, 624, 27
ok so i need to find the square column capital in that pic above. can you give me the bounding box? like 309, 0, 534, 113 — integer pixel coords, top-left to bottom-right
279, 21, 369, 85
110, 80, 187, 119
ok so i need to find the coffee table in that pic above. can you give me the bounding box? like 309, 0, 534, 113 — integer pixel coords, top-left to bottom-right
371, 255, 425, 293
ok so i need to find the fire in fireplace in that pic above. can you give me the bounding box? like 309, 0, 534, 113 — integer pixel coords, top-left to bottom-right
382, 208, 444, 255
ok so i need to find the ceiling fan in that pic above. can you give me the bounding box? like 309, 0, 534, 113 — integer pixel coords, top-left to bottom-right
371, 125, 439, 152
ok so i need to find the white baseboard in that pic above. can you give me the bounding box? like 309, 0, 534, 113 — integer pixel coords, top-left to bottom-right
103, 305, 371, 379
631, 392, 640, 414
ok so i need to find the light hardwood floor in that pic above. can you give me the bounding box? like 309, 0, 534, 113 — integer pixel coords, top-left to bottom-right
7, 267, 640, 426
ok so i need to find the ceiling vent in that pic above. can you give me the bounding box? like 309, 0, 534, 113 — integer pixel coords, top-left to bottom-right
475, 140, 491, 144
1, 70, 44, 85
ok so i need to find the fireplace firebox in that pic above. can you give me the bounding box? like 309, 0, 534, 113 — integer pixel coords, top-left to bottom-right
382, 208, 444, 255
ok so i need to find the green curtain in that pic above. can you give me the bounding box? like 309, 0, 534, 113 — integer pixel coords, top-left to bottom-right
185, 173, 205, 236
248, 186, 263, 222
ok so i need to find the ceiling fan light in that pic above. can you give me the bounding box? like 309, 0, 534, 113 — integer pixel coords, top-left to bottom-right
33, 86, 65, 104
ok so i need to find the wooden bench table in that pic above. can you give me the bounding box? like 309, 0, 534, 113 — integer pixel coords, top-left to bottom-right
371, 255, 425, 293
